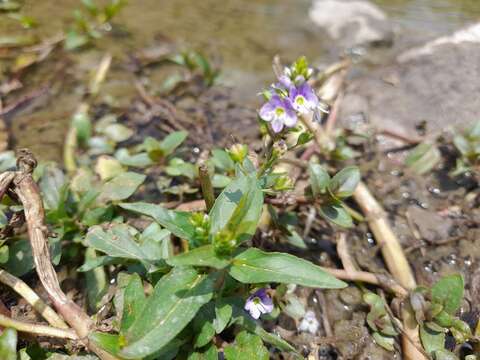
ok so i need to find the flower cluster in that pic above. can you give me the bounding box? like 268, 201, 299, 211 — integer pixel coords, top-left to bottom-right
259, 57, 322, 133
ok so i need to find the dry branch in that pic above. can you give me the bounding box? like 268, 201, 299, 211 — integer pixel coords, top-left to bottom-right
0, 269, 68, 329
353, 181, 426, 359
0, 314, 78, 340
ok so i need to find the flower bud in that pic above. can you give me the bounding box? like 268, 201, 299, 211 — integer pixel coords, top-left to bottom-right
228, 144, 248, 163
273, 174, 294, 191
272, 140, 288, 159
213, 229, 236, 256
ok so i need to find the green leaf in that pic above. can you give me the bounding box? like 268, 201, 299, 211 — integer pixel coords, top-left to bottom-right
193, 303, 216, 348
119, 202, 196, 241
210, 173, 263, 243
139, 224, 172, 260
95, 156, 125, 181
224, 331, 269, 360
0, 328, 17, 360
308, 163, 330, 196
212, 149, 235, 171
187, 343, 218, 360
319, 202, 353, 228
405, 143, 441, 175
213, 298, 233, 334
115, 149, 154, 168
0, 151, 16, 172
89, 332, 120, 356
420, 324, 445, 355
0, 2, 21, 11
212, 174, 231, 188
431, 274, 464, 315
4, 238, 60, 277
85, 224, 152, 261
78, 255, 124, 272
39, 164, 66, 211
99, 172, 146, 202
102, 123, 134, 143
328, 166, 360, 198
167, 245, 231, 269
64, 30, 89, 50
121, 274, 146, 333
229, 248, 346, 288
120, 267, 214, 359
453, 135, 471, 156
72, 110, 92, 144
372, 332, 395, 352
432, 350, 459, 360
165, 158, 197, 180
84, 248, 108, 312
160, 131, 188, 156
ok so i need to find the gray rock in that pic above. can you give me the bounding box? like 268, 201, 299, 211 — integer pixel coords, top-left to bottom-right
340, 23, 480, 135
309, 0, 394, 48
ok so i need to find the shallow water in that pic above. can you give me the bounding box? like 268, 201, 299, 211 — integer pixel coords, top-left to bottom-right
1, 0, 480, 158
2, 0, 480, 95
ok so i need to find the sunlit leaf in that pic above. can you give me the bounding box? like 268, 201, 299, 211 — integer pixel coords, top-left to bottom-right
229, 248, 346, 288
120, 267, 214, 359
99, 172, 145, 202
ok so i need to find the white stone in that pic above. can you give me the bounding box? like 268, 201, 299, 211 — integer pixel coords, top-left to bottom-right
309, 0, 392, 47
398, 22, 480, 62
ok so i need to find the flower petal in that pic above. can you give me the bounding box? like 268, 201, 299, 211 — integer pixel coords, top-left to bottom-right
249, 305, 261, 319
300, 83, 319, 106
283, 109, 297, 127
271, 118, 284, 133
259, 101, 275, 122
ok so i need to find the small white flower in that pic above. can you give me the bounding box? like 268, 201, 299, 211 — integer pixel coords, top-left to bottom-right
298, 310, 319, 334
244, 289, 274, 320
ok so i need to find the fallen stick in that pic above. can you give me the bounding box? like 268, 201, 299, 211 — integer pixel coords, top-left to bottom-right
322, 268, 407, 298
0, 314, 78, 340
353, 181, 426, 359
0, 269, 68, 329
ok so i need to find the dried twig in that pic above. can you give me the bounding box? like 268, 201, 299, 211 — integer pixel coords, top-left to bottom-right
336, 233, 356, 274
0, 269, 68, 329
352, 182, 425, 359
0, 314, 78, 340
64, 54, 112, 174
322, 268, 407, 298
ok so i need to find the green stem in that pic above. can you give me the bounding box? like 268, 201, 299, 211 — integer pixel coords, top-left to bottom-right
342, 203, 365, 222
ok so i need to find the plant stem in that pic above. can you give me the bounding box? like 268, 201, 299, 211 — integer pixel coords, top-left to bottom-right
0, 269, 68, 329
198, 164, 215, 212
0, 314, 78, 340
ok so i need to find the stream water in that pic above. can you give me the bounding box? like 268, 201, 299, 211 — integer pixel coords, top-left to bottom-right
2, 0, 480, 92
1, 0, 480, 158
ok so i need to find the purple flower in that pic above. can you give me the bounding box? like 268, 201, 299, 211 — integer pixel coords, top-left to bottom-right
289, 82, 319, 114
244, 288, 274, 319
259, 95, 297, 133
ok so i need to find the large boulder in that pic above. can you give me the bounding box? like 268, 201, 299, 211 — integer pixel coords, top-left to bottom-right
340, 23, 480, 135
309, 0, 394, 48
